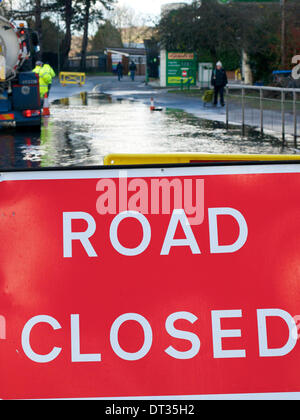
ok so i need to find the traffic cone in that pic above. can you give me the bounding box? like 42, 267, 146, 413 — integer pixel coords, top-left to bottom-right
150, 97, 155, 111
150, 97, 163, 112
42, 93, 50, 117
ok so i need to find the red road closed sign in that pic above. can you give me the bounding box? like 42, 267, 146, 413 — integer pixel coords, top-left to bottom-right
182, 70, 188, 78
1, 163, 300, 400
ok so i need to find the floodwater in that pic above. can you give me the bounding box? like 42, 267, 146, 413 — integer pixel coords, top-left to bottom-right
0, 92, 298, 170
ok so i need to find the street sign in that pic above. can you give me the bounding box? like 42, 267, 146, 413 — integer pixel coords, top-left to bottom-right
1, 163, 300, 399
166, 52, 197, 87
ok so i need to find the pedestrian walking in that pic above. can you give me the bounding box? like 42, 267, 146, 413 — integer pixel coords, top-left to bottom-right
129, 61, 137, 81
211, 61, 228, 107
116, 61, 123, 81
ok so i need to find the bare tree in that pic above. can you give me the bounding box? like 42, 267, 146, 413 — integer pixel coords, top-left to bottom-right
106, 5, 155, 46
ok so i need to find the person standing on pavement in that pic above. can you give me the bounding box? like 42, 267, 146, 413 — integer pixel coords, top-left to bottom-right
116, 61, 123, 81
129, 60, 137, 81
42, 62, 56, 94
33, 60, 51, 100
211, 61, 228, 107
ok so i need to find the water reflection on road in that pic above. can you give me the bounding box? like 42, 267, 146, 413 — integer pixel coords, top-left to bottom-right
0, 92, 297, 170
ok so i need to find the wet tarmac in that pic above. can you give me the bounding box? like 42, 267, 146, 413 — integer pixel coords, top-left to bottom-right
0, 92, 298, 170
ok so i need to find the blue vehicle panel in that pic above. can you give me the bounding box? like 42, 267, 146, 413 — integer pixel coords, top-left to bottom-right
0, 71, 42, 128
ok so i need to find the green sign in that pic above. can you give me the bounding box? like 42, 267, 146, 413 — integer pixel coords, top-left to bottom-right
166, 52, 197, 87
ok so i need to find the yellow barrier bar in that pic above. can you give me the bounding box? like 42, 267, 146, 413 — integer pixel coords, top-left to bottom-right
104, 153, 300, 166
59, 72, 86, 87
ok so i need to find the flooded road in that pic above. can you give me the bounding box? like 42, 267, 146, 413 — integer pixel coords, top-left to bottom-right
0, 92, 297, 170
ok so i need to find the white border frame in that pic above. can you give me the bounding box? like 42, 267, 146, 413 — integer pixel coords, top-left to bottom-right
1, 163, 300, 182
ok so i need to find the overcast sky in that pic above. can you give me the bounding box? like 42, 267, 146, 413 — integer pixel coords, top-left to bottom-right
117, 0, 193, 16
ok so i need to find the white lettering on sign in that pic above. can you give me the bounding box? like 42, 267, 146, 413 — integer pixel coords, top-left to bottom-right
211, 310, 246, 359
110, 313, 153, 361
62, 208, 248, 258
110, 211, 151, 256
19, 309, 299, 364
22, 315, 62, 363
71, 314, 101, 362
257, 309, 298, 357
208, 208, 248, 254
161, 209, 201, 256
63, 212, 97, 258
165, 312, 201, 360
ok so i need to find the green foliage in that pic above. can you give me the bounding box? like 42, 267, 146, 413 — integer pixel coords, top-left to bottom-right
157, 0, 288, 81
42, 17, 65, 53
243, 8, 281, 82
91, 21, 122, 51
219, 49, 241, 71
158, 1, 243, 62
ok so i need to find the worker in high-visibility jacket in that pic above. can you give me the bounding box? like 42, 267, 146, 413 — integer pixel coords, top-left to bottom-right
33, 60, 51, 99
42, 63, 56, 93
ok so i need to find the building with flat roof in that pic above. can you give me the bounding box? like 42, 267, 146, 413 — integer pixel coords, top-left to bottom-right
105, 46, 147, 76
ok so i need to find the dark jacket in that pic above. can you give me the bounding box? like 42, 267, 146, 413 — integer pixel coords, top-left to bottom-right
129, 62, 137, 72
116, 63, 123, 74
211, 68, 228, 88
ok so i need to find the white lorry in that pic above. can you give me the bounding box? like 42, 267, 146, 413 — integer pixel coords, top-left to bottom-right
0, 16, 42, 127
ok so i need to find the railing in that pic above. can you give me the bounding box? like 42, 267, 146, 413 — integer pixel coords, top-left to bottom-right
226, 84, 300, 147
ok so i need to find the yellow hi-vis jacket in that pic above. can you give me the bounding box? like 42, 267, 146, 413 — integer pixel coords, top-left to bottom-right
42, 64, 56, 84
33, 65, 51, 98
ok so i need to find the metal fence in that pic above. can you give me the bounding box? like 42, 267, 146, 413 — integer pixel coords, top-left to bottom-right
226, 84, 300, 147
